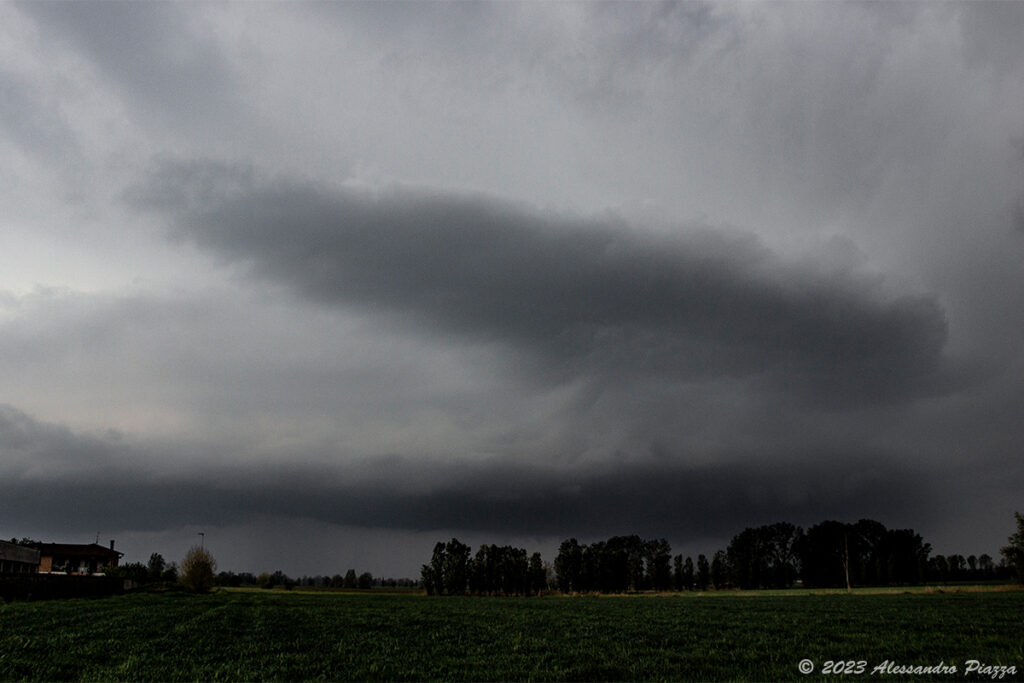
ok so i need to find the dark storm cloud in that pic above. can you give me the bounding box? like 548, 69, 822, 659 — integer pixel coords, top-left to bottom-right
0, 404, 134, 480
133, 161, 952, 408
315, 456, 937, 541
0, 402, 935, 542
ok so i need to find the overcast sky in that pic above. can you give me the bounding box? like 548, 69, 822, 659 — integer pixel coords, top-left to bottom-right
2, 1, 1023, 578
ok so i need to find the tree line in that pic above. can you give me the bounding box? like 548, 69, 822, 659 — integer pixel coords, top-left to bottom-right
15, 512, 1022, 594
420, 539, 548, 596
103, 552, 410, 592
421, 515, 1023, 596
725, 520, 927, 589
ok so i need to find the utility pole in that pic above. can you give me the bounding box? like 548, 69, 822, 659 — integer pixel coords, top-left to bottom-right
843, 531, 851, 593
198, 532, 205, 549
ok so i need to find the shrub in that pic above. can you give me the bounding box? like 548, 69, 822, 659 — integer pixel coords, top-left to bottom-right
161, 563, 179, 583
180, 546, 217, 593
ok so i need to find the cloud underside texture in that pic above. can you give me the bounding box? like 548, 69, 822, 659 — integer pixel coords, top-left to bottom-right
2, 162, 933, 541
3, 156, 958, 542
2, 402, 929, 540
140, 162, 949, 411
9, 462, 931, 542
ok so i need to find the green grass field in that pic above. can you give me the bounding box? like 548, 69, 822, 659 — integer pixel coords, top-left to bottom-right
1, 588, 1022, 681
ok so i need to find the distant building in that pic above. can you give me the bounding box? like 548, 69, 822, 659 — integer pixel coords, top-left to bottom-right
0, 540, 40, 574
35, 541, 123, 576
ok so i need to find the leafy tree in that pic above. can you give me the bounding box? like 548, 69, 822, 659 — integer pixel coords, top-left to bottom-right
582, 540, 612, 592
237, 572, 256, 586
430, 542, 446, 593
927, 554, 949, 583
271, 569, 293, 589
471, 544, 497, 595
800, 520, 928, 587
215, 570, 242, 587
672, 554, 684, 591
696, 554, 710, 591
343, 569, 358, 589
554, 538, 584, 593
180, 546, 216, 593
947, 554, 966, 580
849, 519, 887, 586
357, 571, 373, 589
587, 536, 647, 592
881, 528, 929, 585
442, 538, 471, 595
727, 527, 768, 589
161, 562, 179, 583
501, 546, 529, 596
711, 550, 729, 589
615, 535, 646, 591
645, 538, 672, 591
528, 552, 547, 595
682, 557, 695, 591
420, 564, 437, 595
763, 522, 802, 588
106, 562, 148, 583
1000, 511, 1024, 584
725, 523, 804, 589
147, 553, 166, 581
423, 538, 472, 595
798, 521, 851, 588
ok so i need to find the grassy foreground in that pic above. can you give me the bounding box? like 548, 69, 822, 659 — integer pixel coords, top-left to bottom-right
1, 589, 1022, 681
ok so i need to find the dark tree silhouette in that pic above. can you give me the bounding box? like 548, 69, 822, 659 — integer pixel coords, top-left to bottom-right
147, 553, 166, 580
727, 528, 768, 589
528, 552, 547, 595
1000, 511, 1024, 584
420, 563, 437, 595
696, 554, 710, 591
554, 535, 687, 593
682, 557, 695, 591
441, 538, 471, 595
800, 520, 928, 588
554, 538, 584, 593
645, 538, 672, 591
798, 520, 851, 589
711, 550, 729, 589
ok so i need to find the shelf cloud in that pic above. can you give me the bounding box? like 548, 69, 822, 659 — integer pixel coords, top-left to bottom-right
2, 1, 1023, 576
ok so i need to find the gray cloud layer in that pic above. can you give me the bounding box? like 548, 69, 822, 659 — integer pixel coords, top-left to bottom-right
134, 162, 953, 410
1, 402, 935, 544
16, 0, 239, 133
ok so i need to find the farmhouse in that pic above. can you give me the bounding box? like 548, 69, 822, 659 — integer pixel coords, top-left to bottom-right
0, 540, 41, 574
35, 541, 123, 576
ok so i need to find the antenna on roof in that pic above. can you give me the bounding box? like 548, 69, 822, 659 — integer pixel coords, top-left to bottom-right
95, 531, 100, 544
